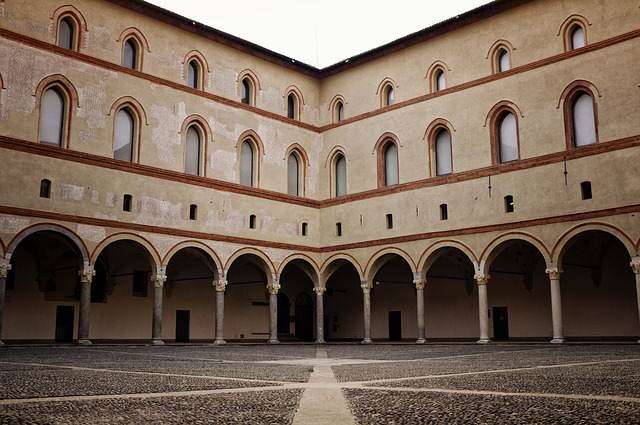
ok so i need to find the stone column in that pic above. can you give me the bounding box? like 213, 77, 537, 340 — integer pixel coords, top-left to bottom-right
361, 281, 372, 344
313, 286, 326, 344
268, 281, 280, 344
77, 263, 95, 345
415, 277, 426, 344
631, 257, 640, 344
151, 268, 166, 345
475, 274, 490, 344
214, 278, 227, 345
0, 256, 12, 346
546, 267, 565, 344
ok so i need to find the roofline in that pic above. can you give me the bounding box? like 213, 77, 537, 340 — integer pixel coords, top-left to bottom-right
106, 0, 532, 79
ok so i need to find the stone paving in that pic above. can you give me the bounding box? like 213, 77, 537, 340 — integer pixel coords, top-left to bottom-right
0, 344, 639, 424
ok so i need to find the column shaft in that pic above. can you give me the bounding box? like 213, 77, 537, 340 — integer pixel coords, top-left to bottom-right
416, 284, 425, 344
632, 258, 640, 344
268, 282, 280, 344
77, 264, 94, 346
314, 287, 325, 344
546, 268, 564, 343
476, 275, 490, 344
361, 282, 372, 344
214, 280, 226, 344
0, 276, 6, 345
151, 269, 166, 345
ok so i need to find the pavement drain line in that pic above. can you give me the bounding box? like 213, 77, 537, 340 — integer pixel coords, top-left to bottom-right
291, 348, 357, 425
360, 357, 640, 384
0, 361, 289, 385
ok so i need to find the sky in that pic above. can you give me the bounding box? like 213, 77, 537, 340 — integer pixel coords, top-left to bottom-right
145, 0, 493, 68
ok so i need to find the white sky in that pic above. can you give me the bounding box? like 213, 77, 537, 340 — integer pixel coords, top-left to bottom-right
145, 0, 493, 68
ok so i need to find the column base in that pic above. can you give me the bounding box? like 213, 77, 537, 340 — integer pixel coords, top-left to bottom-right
151, 339, 165, 345
268, 339, 280, 344
476, 338, 490, 344
416, 338, 426, 345
0, 340, 4, 346
77, 339, 92, 346
213, 339, 226, 345
361, 338, 372, 344
550, 338, 565, 344
315, 339, 325, 344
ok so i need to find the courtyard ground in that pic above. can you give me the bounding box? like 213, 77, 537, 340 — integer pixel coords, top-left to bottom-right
0, 344, 639, 424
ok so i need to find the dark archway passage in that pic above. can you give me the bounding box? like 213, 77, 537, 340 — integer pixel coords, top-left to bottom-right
324, 259, 362, 340
279, 259, 316, 341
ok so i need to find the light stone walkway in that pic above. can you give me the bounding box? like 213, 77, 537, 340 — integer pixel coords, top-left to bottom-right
292, 348, 356, 425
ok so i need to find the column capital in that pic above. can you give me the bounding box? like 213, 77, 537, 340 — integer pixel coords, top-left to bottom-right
0, 257, 12, 279
267, 282, 280, 295
474, 273, 490, 285
414, 279, 425, 290
151, 267, 167, 288
360, 281, 370, 293
313, 286, 326, 295
545, 267, 562, 280
78, 263, 95, 284
213, 279, 227, 292
631, 257, 640, 274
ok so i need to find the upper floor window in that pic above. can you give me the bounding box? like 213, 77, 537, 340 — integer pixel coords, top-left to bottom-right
498, 112, 519, 162
185, 125, 202, 175
571, 92, 597, 147
335, 101, 344, 123
333, 152, 347, 197
434, 129, 453, 176
114, 108, 136, 161
570, 25, 586, 50
123, 38, 140, 70
240, 139, 255, 187
382, 84, 395, 107
39, 87, 66, 147
497, 48, 511, 72
383, 141, 399, 186
241, 77, 254, 105
286, 92, 300, 120
287, 152, 300, 196
57, 17, 76, 50
187, 59, 200, 89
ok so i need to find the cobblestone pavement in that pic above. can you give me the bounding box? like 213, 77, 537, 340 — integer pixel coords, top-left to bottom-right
0, 344, 638, 424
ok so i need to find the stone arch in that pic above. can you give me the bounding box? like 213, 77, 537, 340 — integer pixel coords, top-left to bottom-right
552, 223, 635, 266
224, 247, 276, 284
320, 253, 364, 283
364, 247, 417, 284
91, 232, 160, 273
277, 253, 320, 286
34, 74, 80, 106
418, 240, 479, 278
108, 96, 149, 125
117, 27, 151, 52
479, 232, 552, 275
162, 240, 223, 278
7, 223, 89, 264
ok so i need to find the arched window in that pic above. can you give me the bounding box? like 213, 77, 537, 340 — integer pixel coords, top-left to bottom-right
570, 25, 586, 50
240, 139, 255, 186
187, 59, 200, 89
185, 125, 201, 175
334, 153, 347, 197
434, 69, 446, 92
498, 112, 519, 162
383, 142, 399, 186
287, 93, 298, 120
287, 153, 300, 196
241, 77, 253, 105
382, 84, 394, 107
571, 92, 597, 147
334, 101, 344, 123
57, 17, 76, 50
114, 108, 135, 161
39, 87, 66, 146
123, 38, 139, 70
497, 48, 511, 72
435, 129, 452, 176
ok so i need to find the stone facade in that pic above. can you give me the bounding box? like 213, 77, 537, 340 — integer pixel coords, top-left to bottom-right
0, 0, 639, 344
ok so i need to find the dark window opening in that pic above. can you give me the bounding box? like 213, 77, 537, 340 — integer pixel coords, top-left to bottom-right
440, 204, 448, 221
132, 271, 148, 297
581, 181, 593, 200
189, 204, 198, 220
301, 222, 308, 236
504, 195, 515, 213
123, 194, 132, 212
241, 78, 252, 105
249, 214, 256, 229
287, 93, 296, 119
40, 179, 51, 198
336, 222, 342, 237
386, 213, 393, 229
